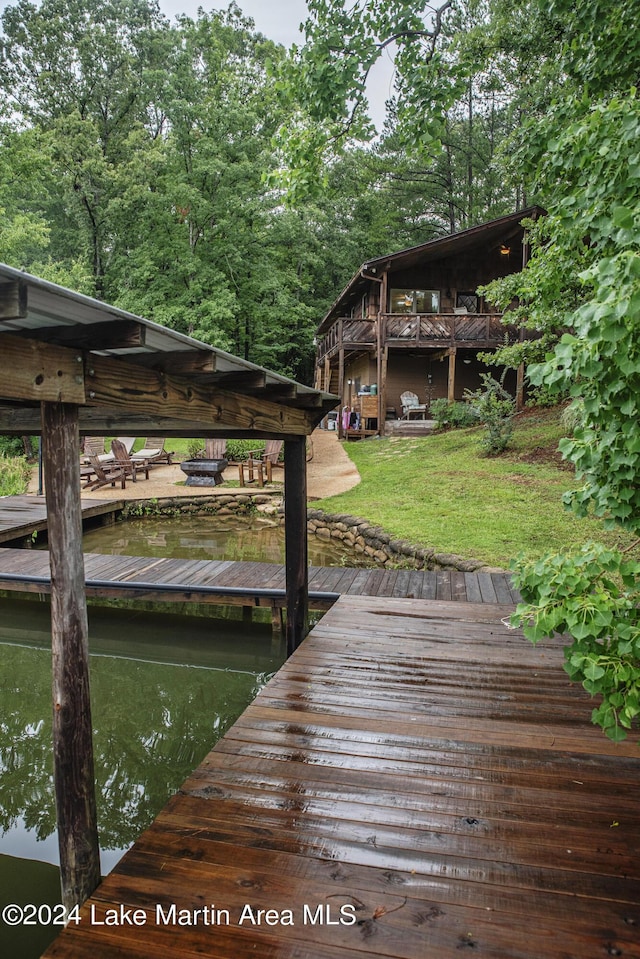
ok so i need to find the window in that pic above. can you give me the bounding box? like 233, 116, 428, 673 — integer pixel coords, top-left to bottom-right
390, 289, 440, 314
456, 292, 479, 313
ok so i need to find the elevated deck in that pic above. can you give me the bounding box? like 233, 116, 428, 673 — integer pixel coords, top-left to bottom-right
42, 595, 640, 958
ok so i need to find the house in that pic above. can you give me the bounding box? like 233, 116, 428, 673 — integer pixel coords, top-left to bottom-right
314, 207, 544, 436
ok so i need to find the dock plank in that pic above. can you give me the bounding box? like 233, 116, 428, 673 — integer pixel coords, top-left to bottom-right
42, 595, 640, 959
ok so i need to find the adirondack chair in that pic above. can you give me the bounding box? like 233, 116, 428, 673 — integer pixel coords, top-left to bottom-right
238, 440, 283, 487
205, 438, 227, 460
131, 437, 175, 466
111, 439, 150, 482
400, 391, 427, 420
82, 436, 135, 464
81, 455, 127, 490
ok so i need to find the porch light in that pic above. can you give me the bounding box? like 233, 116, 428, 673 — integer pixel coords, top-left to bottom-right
500, 244, 511, 256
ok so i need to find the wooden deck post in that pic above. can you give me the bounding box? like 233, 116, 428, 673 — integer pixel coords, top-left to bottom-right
41, 402, 101, 912
337, 346, 345, 439
284, 436, 309, 656
447, 347, 457, 403
516, 362, 525, 411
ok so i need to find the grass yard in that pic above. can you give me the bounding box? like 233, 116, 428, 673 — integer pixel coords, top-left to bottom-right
315, 406, 636, 569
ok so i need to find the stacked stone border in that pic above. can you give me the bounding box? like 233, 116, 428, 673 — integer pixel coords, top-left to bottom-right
307, 509, 501, 572
120, 491, 282, 519
117, 495, 501, 572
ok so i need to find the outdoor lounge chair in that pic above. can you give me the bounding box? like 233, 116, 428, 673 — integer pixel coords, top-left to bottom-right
82, 436, 135, 464
400, 391, 428, 420
131, 437, 175, 466
81, 455, 127, 491
238, 440, 283, 487
111, 439, 150, 482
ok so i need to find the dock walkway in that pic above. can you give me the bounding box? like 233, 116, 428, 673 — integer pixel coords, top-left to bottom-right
42, 594, 640, 958
0, 546, 520, 608
0, 495, 121, 544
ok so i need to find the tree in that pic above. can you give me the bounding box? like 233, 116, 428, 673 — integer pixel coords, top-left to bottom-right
0, 0, 172, 295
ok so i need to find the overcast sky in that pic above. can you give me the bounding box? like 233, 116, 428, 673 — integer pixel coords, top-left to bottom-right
160, 0, 310, 48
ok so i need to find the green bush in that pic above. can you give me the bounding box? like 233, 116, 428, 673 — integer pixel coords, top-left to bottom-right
464, 374, 515, 455
186, 439, 205, 459
0, 436, 25, 457
431, 398, 476, 430
183, 439, 280, 463
0, 454, 31, 495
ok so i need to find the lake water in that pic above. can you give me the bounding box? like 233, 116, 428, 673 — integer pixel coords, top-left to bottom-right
81, 512, 368, 566
0, 596, 283, 957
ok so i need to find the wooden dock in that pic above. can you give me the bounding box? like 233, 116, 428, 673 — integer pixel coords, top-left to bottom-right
0, 546, 520, 608
42, 594, 640, 958
0, 495, 121, 544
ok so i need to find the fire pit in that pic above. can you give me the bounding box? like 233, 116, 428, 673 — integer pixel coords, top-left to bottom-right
179, 458, 228, 487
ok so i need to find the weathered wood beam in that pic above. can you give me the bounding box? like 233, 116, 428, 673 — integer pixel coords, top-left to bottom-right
0, 403, 332, 438
0, 333, 86, 403
284, 436, 309, 656
0, 279, 28, 320
205, 370, 266, 391
16, 319, 146, 351
41, 402, 101, 912
84, 352, 315, 434
119, 349, 217, 376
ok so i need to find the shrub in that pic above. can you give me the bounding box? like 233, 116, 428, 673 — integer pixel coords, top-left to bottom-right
464, 373, 515, 455
431, 398, 476, 430
0, 436, 25, 457
187, 439, 205, 459
0, 454, 31, 495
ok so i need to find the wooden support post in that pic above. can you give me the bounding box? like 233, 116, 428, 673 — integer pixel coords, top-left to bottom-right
271, 604, 284, 636
448, 348, 457, 404
516, 362, 525, 411
41, 402, 101, 912
380, 342, 389, 434
284, 436, 309, 657
337, 348, 345, 439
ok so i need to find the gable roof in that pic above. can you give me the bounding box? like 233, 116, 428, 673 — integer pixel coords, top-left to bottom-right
318, 206, 545, 334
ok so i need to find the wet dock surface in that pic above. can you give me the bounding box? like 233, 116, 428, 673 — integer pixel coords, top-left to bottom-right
42, 594, 640, 958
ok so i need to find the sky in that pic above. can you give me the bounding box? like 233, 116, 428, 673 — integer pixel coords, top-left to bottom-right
160, 0, 311, 49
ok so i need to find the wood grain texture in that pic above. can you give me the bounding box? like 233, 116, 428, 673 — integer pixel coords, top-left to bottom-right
42, 595, 640, 959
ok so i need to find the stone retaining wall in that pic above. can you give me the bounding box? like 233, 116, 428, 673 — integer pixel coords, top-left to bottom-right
120, 491, 282, 518
306, 509, 501, 572
118, 496, 500, 572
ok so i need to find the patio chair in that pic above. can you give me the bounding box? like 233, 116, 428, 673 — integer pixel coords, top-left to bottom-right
131, 437, 175, 466
82, 436, 135, 464
111, 439, 150, 482
238, 440, 283, 487
81, 455, 127, 491
205, 438, 227, 460
400, 391, 428, 420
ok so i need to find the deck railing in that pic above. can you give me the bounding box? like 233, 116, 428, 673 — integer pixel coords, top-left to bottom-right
317, 313, 517, 359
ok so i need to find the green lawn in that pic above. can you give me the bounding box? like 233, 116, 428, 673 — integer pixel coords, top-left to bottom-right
313, 407, 635, 569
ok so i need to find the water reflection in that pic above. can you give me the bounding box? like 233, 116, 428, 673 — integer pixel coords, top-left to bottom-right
81, 514, 368, 566
0, 598, 283, 870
